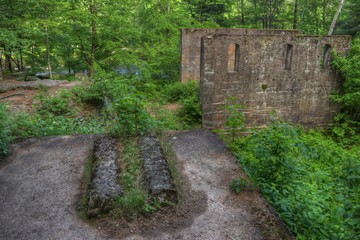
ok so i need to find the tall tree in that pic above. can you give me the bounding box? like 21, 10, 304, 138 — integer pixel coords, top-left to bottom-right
293, 0, 298, 29
0, 50, 3, 80
328, 0, 345, 35
335, 0, 360, 36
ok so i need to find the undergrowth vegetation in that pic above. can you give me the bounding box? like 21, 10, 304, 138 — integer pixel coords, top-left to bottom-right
112, 139, 150, 218
160, 80, 202, 127
224, 117, 360, 239
330, 38, 360, 147
0, 103, 10, 158
0, 73, 201, 150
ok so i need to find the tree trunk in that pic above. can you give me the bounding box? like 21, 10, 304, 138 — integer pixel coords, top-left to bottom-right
89, 1, 98, 79
0, 50, 3, 81
45, 26, 53, 79
31, 46, 35, 73
253, 0, 258, 25
19, 47, 24, 72
240, 0, 245, 25
167, 0, 171, 13
10, 56, 20, 70
293, 0, 298, 29
328, 0, 345, 35
322, 0, 326, 30
265, 0, 269, 28
5, 53, 12, 72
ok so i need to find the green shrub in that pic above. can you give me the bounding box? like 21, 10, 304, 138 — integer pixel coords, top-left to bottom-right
105, 94, 155, 137
220, 97, 247, 143
0, 104, 11, 159
330, 38, 360, 147
163, 80, 199, 103
162, 80, 202, 126
72, 81, 107, 106
9, 111, 104, 140
177, 94, 202, 126
230, 178, 253, 193
148, 103, 185, 130
231, 120, 360, 239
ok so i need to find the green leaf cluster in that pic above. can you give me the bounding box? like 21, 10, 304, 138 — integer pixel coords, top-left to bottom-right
330, 38, 360, 145
0, 104, 11, 159
231, 120, 360, 239
162, 80, 202, 126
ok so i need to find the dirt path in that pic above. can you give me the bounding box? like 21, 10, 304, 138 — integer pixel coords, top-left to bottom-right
0, 135, 113, 240
122, 130, 291, 239
0, 131, 292, 240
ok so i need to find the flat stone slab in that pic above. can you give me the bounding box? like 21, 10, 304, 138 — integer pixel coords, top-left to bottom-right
0, 135, 112, 240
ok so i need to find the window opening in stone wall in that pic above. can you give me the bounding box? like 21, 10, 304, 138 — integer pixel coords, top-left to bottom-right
228, 43, 240, 72
285, 44, 293, 70
322, 44, 332, 69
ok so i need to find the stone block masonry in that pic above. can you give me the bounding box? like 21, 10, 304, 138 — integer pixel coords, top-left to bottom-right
181, 28, 302, 83
186, 29, 351, 129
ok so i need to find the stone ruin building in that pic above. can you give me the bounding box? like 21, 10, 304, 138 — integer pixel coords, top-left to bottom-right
180, 29, 352, 129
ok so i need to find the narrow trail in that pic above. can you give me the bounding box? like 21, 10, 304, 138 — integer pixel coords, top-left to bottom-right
137, 129, 290, 240
0, 131, 292, 240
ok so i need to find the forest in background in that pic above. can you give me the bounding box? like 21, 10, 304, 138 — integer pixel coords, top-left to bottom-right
0, 0, 359, 80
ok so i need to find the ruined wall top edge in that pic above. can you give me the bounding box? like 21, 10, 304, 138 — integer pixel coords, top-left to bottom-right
201, 33, 352, 39
181, 28, 302, 34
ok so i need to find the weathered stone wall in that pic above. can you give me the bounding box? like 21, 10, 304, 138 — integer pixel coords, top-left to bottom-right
200, 33, 351, 128
181, 28, 301, 82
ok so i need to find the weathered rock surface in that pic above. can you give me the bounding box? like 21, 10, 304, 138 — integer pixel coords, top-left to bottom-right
140, 134, 177, 203
88, 136, 123, 215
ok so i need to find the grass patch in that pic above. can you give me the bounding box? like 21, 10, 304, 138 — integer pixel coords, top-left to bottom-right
111, 139, 150, 219
79, 155, 97, 220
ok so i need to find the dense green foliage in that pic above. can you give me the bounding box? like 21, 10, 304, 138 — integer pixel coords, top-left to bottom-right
228, 120, 360, 239
167, 81, 202, 126
330, 38, 360, 145
1, 0, 359, 78
7, 88, 104, 140
0, 104, 10, 159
